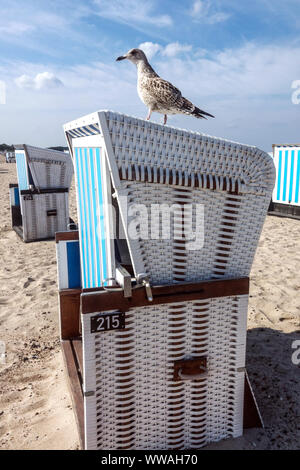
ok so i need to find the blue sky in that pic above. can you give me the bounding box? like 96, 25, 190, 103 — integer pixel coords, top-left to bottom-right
0, 0, 300, 150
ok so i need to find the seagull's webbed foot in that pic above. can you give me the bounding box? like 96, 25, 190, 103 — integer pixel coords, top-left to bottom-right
146, 109, 152, 121
164, 114, 167, 125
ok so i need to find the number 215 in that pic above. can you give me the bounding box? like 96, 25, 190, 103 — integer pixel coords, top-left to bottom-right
96, 315, 121, 331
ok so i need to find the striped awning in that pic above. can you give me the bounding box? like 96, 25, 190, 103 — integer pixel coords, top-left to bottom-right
67, 123, 101, 138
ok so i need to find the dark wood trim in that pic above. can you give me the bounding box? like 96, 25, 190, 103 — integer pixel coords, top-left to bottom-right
61, 340, 84, 449
72, 339, 83, 377
60, 288, 82, 296
272, 143, 300, 148
13, 226, 57, 243
243, 370, 264, 429
24, 236, 56, 243
59, 289, 81, 340
81, 277, 249, 314
20, 188, 69, 195
268, 201, 300, 220
11, 205, 22, 228
55, 230, 79, 243
12, 225, 24, 240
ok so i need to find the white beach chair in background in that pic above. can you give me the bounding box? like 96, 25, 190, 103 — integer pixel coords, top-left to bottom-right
269, 143, 300, 219
5, 151, 15, 163
57, 111, 275, 449
10, 144, 73, 242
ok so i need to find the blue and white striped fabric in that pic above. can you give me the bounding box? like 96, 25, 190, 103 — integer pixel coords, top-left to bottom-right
56, 240, 81, 289
73, 147, 108, 289
272, 146, 300, 206
67, 124, 100, 139
15, 151, 29, 190
9, 186, 20, 206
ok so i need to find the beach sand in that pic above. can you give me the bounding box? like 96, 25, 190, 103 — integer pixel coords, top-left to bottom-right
0, 157, 299, 450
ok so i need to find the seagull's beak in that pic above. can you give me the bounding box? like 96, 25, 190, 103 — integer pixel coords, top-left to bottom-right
116, 55, 126, 61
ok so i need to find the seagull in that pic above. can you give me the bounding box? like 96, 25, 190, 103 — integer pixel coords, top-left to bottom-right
116, 48, 214, 125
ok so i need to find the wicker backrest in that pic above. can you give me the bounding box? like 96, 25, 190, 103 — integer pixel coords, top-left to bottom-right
15, 144, 73, 190
64, 111, 275, 287
105, 111, 274, 197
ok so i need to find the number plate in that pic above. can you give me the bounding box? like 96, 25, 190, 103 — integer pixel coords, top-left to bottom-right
90, 312, 125, 333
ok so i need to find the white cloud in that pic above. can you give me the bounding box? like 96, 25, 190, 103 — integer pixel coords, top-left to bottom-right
157, 42, 300, 99
192, 0, 206, 15
189, 0, 231, 24
138, 42, 162, 60
138, 42, 193, 60
93, 0, 172, 28
15, 72, 63, 90
35, 72, 64, 89
15, 75, 34, 89
162, 42, 192, 57
205, 12, 231, 24
0, 21, 34, 35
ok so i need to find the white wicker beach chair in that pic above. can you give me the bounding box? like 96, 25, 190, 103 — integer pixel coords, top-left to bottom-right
11, 145, 73, 242
269, 143, 300, 218
61, 111, 275, 450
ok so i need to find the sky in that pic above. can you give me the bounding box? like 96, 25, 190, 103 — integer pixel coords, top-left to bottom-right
0, 0, 300, 150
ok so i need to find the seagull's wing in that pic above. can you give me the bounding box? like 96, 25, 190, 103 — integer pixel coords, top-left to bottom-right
145, 77, 183, 109
144, 76, 214, 118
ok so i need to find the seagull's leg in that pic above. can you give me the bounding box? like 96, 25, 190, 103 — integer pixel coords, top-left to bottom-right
146, 109, 152, 120
164, 114, 167, 125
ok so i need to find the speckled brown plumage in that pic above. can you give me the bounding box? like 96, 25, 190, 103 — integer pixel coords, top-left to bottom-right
116, 48, 215, 124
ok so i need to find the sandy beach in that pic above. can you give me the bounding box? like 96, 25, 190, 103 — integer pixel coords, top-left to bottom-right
0, 156, 299, 450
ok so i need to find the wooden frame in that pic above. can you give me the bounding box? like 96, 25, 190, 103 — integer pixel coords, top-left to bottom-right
268, 201, 300, 220
20, 188, 69, 195
61, 339, 84, 449
59, 289, 81, 340
9, 183, 22, 230
56, 231, 79, 244
11, 205, 22, 230
81, 277, 250, 314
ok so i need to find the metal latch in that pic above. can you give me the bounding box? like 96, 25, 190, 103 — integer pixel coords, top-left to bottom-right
116, 265, 132, 298
136, 273, 153, 302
